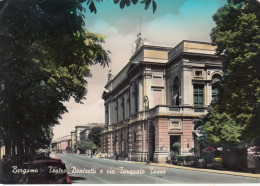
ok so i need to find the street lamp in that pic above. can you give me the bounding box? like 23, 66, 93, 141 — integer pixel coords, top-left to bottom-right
144, 96, 150, 164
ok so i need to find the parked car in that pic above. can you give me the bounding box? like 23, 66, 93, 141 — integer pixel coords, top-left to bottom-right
96, 153, 106, 158
18, 158, 72, 184
31, 154, 51, 161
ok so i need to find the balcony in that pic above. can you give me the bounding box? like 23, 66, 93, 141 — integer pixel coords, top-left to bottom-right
105, 105, 207, 132
147, 105, 207, 118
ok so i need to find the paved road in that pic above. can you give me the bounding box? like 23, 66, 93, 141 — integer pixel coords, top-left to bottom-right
52, 153, 260, 184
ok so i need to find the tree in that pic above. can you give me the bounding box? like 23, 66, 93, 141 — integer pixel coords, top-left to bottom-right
87, 0, 157, 14
203, 108, 243, 145
200, 0, 260, 145
78, 140, 97, 154
172, 142, 181, 155
0, 0, 156, 159
66, 146, 73, 153
88, 126, 102, 148
0, 0, 110, 158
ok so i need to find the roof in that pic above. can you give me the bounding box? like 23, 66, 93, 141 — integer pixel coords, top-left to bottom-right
75, 123, 105, 128
102, 40, 219, 99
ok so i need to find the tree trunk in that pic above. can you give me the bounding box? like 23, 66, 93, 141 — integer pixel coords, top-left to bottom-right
11, 139, 16, 156
24, 144, 30, 162
17, 138, 24, 166
4, 137, 11, 157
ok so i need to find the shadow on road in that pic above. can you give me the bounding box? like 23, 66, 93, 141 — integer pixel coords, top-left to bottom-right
70, 176, 87, 181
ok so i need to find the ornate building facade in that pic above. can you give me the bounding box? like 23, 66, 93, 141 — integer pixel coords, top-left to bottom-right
101, 39, 223, 163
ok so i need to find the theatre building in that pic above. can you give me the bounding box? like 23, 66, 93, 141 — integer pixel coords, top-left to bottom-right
101, 37, 223, 163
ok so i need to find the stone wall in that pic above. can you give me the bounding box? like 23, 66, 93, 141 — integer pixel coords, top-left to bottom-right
181, 119, 194, 155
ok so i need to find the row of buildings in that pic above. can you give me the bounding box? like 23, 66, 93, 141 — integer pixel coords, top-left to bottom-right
100, 34, 223, 163
51, 123, 104, 153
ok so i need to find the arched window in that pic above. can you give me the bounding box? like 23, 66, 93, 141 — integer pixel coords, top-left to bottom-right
128, 88, 131, 116
211, 74, 222, 101
132, 82, 139, 113
115, 99, 118, 122
121, 96, 125, 119
105, 104, 109, 125
171, 77, 181, 105
115, 133, 117, 143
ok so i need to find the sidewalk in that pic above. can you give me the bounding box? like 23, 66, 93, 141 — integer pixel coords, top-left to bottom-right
128, 161, 260, 179
92, 155, 260, 179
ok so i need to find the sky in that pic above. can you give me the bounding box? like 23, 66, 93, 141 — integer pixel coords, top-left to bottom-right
52, 0, 227, 140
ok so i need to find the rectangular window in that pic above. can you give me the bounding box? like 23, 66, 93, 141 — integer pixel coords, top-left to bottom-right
152, 76, 162, 85
195, 71, 202, 77
153, 89, 162, 106
134, 132, 137, 143
170, 121, 180, 130
212, 87, 219, 101
193, 70, 204, 79
194, 85, 204, 106
169, 119, 181, 130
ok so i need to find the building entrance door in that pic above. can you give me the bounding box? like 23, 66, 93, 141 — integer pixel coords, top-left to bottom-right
170, 135, 181, 153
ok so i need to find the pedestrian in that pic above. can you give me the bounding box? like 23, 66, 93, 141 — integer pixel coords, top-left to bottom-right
115, 153, 118, 161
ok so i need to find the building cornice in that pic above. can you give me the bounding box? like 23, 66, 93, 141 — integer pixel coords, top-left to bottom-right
130, 45, 172, 62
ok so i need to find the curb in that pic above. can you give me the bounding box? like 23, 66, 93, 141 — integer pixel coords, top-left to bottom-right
94, 157, 260, 178
128, 161, 260, 179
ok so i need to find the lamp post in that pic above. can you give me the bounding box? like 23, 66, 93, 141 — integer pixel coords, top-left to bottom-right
144, 96, 150, 164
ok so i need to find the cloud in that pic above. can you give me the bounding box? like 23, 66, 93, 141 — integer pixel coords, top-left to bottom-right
104, 33, 136, 74
88, 19, 118, 36
143, 0, 224, 45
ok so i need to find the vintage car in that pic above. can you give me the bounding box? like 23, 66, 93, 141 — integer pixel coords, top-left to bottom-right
18, 158, 72, 184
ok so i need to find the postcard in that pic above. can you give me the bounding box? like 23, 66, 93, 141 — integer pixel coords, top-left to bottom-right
0, 0, 259, 184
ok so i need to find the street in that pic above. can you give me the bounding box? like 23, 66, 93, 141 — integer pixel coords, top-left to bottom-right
52, 153, 260, 184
